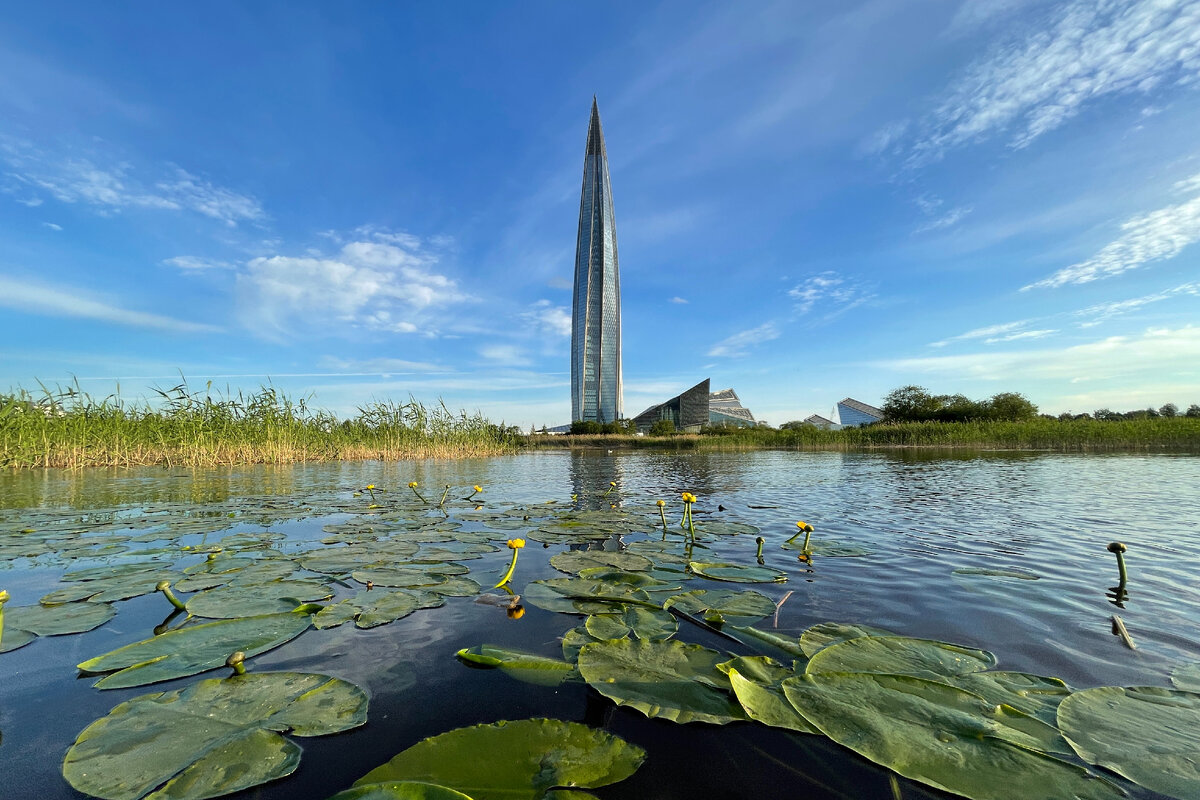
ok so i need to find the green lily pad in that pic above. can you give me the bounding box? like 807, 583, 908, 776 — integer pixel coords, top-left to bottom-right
354, 718, 645, 800
1058, 685, 1200, 799
805, 635, 996, 679
327, 783, 474, 800
1171, 663, 1200, 691
584, 606, 677, 642
798, 621, 896, 657
687, 562, 787, 583
63, 671, 367, 800
549, 550, 653, 575
79, 611, 313, 689
662, 589, 776, 626
692, 521, 760, 537
724, 656, 818, 734
728, 625, 807, 659
5, 601, 115, 636
523, 577, 658, 615
456, 645, 576, 686
352, 565, 467, 588
315, 589, 441, 630
577, 638, 746, 725
427, 576, 482, 597
185, 579, 333, 619
0, 626, 37, 653
947, 671, 1072, 726
782, 672, 1122, 800
41, 568, 182, 604
780, 540, 872, 557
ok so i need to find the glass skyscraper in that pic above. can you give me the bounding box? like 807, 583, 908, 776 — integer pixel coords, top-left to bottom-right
571, 98, 623, 423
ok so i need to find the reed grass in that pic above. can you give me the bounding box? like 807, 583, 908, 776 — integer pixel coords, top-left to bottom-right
0, 380, 519, 469
530, 417, 1200, 452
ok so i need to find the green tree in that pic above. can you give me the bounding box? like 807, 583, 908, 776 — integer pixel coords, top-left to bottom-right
986, 392, 1038, 422
1186, 404, 1200, 418
779, 420, 807, 430
1160, 403, 1179, 418
881, 385, 941, 422
648, 419, 675, 436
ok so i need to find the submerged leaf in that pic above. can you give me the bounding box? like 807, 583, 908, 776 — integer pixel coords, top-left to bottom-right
577, 638, 746, 725
782, 672, 1122, 800
1171, 663, 1200, 692
327, 783, 474, 800
79, 611, 313, 689
687, 562, 787, 583
63, 671, 367, 800
354, 718, 645, 800
1058, 685, 1200, 800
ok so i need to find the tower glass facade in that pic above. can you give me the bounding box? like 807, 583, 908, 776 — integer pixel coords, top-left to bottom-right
571, 98, 623, 424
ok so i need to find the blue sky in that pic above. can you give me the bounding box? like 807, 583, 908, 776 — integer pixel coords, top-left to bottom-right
2, 0, 1198, 428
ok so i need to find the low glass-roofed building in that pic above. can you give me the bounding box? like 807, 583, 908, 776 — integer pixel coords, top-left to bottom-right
709, 387, 756, 428
836, 397, 883, 427
632, 379, 710, 432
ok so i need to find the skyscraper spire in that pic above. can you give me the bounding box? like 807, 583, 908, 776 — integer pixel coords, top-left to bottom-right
571, 98, 623, 424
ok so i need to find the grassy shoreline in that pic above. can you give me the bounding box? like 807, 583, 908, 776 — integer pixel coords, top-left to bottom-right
1, 387, 519, 469
529, 417, 1200, 453
4, 384, 1198, 469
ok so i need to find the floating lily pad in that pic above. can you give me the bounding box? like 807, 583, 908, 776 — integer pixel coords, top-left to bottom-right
5, 601, 115, 636
947, 671, 1072, 726
585, 606, 677, 642
427, 576, 482, 597
79, 611, 313, 689
728, 625, 807, 659
0, 626, 36, 653
63, 671, 367, 800
782, 672, 1121, 800
806, 635, 996, 679
41, 568, 181, 604
456, 645, 576, 685
1171, 663, 1200, 691
352, 565, 467, 588
780, 540, 872, 557
523, 577, 658, 615
327, 783, 474, 800
662, 589, 776, 626
354, 718, 645, 800
1058, 685, 1200, 799
687, 562, 787, 583
798, 621, 895, 657
185, 580, 333, 619
562, 626, 600, 662
577, 638, 746, 725
550, 550, 653, 575
693, 521, 760, 537
315, 589, 443, 630
724, 656, 818, 734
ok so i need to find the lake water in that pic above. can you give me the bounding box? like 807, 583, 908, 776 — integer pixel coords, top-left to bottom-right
1, 450, 1197, 800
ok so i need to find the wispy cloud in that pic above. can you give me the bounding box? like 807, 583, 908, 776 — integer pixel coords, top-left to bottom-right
669, 296, 689, 304
898, 0, 1200, 163
477, 345, 531, 367
787, 271, 873, 316
163, 256, 236, 271
1073, 281, 1200, 327
41, 221, 62, 231
0, 137, 263, 225
986, 329, 1057, 343
1024, 172, 1200, 289
0, 274, 220, 333
235, 229, 465, 340
707, 322, 780, 358
520, 300, 571, 338
878, 325, 1200, 382
931, 319, 1035, 347
914, 205, 973, 234
317, 355, 450, 375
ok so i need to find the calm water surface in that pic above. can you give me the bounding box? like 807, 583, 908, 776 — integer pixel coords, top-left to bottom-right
1, 451, 1197, 800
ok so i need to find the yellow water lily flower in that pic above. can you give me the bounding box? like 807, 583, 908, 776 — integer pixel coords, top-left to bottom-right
408, 481, 418, 488
474, 485, 483, 493
656, 500, 665, 507
507, 538, 526, 550
366, 484, 375, 490
796, 521, 813, 532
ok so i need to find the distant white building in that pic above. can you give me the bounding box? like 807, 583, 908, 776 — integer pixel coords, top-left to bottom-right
803, 414, 839, 430
836, 397, 883, 427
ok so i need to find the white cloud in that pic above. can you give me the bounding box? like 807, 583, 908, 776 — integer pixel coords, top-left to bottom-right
1, 138, 263, 225
1024, 173, 1200, 289
236, 234, 465, 340
546, 275, 572, 290
985, 328, 1058, 343
0, 274, 219, 333
910, 0, 1200, 161
163, 256, 236, 271
316, 356, 449, 374
707, 322, 780, 358
478, 345, 531, 366
669, 296, 689, 304
520, 300, 571, 337
1074, 281, 1200, 326
787, 271, 873, 316
915, 205, 973, 233
877, 325, 1200, 383
41, 221, 62, 231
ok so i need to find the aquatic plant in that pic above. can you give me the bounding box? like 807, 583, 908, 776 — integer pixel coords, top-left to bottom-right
1107, 541, 1128, 587
602, 481, 617, 497
656, 499, 668, 532
408, 481, 427, 503
680, 492, 696, 539
155, 580, 188, 611
493, 539, 525, 588
0, 588, 8, 647
464, 484, 483, 500
787, 520, 814, 551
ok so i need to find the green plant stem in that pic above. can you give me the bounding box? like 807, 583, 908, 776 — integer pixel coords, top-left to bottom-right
438, 485, 451, 506
156, 581, 187, 611
494, 550, 521, 589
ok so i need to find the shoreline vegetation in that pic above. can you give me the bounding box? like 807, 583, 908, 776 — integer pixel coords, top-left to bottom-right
1, 383, 521, 470
2, 381, 1199, 469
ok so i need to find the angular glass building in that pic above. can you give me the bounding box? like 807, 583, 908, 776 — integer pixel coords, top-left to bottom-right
571, 98, 623, 424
